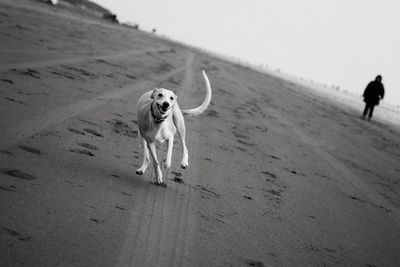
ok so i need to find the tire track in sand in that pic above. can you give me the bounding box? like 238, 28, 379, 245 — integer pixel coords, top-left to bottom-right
0, 47, 169, 72
0, 60, 184, 149
167, 51, 198, 267
117, 52, 197, 267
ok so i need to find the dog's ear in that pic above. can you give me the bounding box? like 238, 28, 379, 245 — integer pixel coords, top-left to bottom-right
150, 88, 157, 99
171, 89, 178, 99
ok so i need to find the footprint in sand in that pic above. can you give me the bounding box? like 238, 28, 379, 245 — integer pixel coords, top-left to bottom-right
0, 185, 18, 192
1, 226, 31, 241
1, 168, 37, 180
78, 143, 98, 151
79, 118, 97, 126
50, 69, 76, 80
17, 91, 31, 96
283, 168, 307, 177
233, 131, 250, 140
194, 185, 221, 199
15, 25, 32, 31
62, 66, 96, 79
68, 127, 86, 135
173, 177, 184, 183
246, 260, 266, 267
11, 68, 40, 79
1, 150, 14, 156
125, 74, 137, 80
69, 148, 95, 157
261, 170, 278, 179
206, 110, 219, 118
18, 145, 42, 155
0, 78, 13, 84
107, 119, 138, 138
265, 189, 282, 197
237, 139, 256, 147
83, 128, 104, 137
171, 171, 184, 183
236, 146, 247, 152
1, 97, 27, 105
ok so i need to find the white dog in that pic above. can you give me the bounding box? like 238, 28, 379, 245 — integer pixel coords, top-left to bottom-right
136, 70, 212, 186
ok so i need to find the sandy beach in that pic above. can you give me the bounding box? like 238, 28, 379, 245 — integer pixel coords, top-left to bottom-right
1, 1, 400, 266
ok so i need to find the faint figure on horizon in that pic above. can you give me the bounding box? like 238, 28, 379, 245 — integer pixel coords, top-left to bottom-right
102, 13, 119, 24
361, 75, 385, 121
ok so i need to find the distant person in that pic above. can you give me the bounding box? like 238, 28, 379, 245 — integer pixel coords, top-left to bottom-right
361, 75, 385, 120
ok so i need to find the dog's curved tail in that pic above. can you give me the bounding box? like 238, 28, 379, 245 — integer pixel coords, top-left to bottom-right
181, 70, 212, 116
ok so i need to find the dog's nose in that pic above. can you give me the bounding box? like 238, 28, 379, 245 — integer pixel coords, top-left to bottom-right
162, 102, 169, 108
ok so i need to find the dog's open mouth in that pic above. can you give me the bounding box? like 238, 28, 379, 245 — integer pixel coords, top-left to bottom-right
158, 103, 169, 114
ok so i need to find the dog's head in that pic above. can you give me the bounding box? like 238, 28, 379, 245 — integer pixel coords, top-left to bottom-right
151, 88, 177, 115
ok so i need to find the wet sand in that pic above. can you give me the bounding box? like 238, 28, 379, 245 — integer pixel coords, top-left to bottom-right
1, 1, 400, 266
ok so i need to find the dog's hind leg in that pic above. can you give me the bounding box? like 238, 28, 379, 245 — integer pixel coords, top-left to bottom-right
136, 138, 150, 175
173, 111, 189, 169
147, 142, 164, 184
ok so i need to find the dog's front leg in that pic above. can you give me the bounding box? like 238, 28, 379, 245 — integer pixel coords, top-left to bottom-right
173, 109, 189, 169
163, 136, 174, 169
136, 138, 150, 175
147, 142, 163, 184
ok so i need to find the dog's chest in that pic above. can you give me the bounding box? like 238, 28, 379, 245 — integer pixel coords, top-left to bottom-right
142, 121, 176, 144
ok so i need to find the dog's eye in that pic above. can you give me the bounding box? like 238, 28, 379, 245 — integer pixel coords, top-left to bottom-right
170, 97, 174, 100
158, 93, 163, 98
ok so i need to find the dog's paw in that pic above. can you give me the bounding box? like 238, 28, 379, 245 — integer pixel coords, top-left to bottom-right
163, 159, 171, 169
181, 154, 189, 169
151, 181, 167, 187
136, 169, 144, 175
181, 161, 189, 169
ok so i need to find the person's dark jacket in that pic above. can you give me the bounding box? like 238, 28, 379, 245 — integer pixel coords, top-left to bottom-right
363, 80, 385, 105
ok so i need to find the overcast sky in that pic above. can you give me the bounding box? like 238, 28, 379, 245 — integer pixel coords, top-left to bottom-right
92, 0, 400, 106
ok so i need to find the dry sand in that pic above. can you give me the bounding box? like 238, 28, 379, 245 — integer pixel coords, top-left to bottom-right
1, 1, 400, 266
